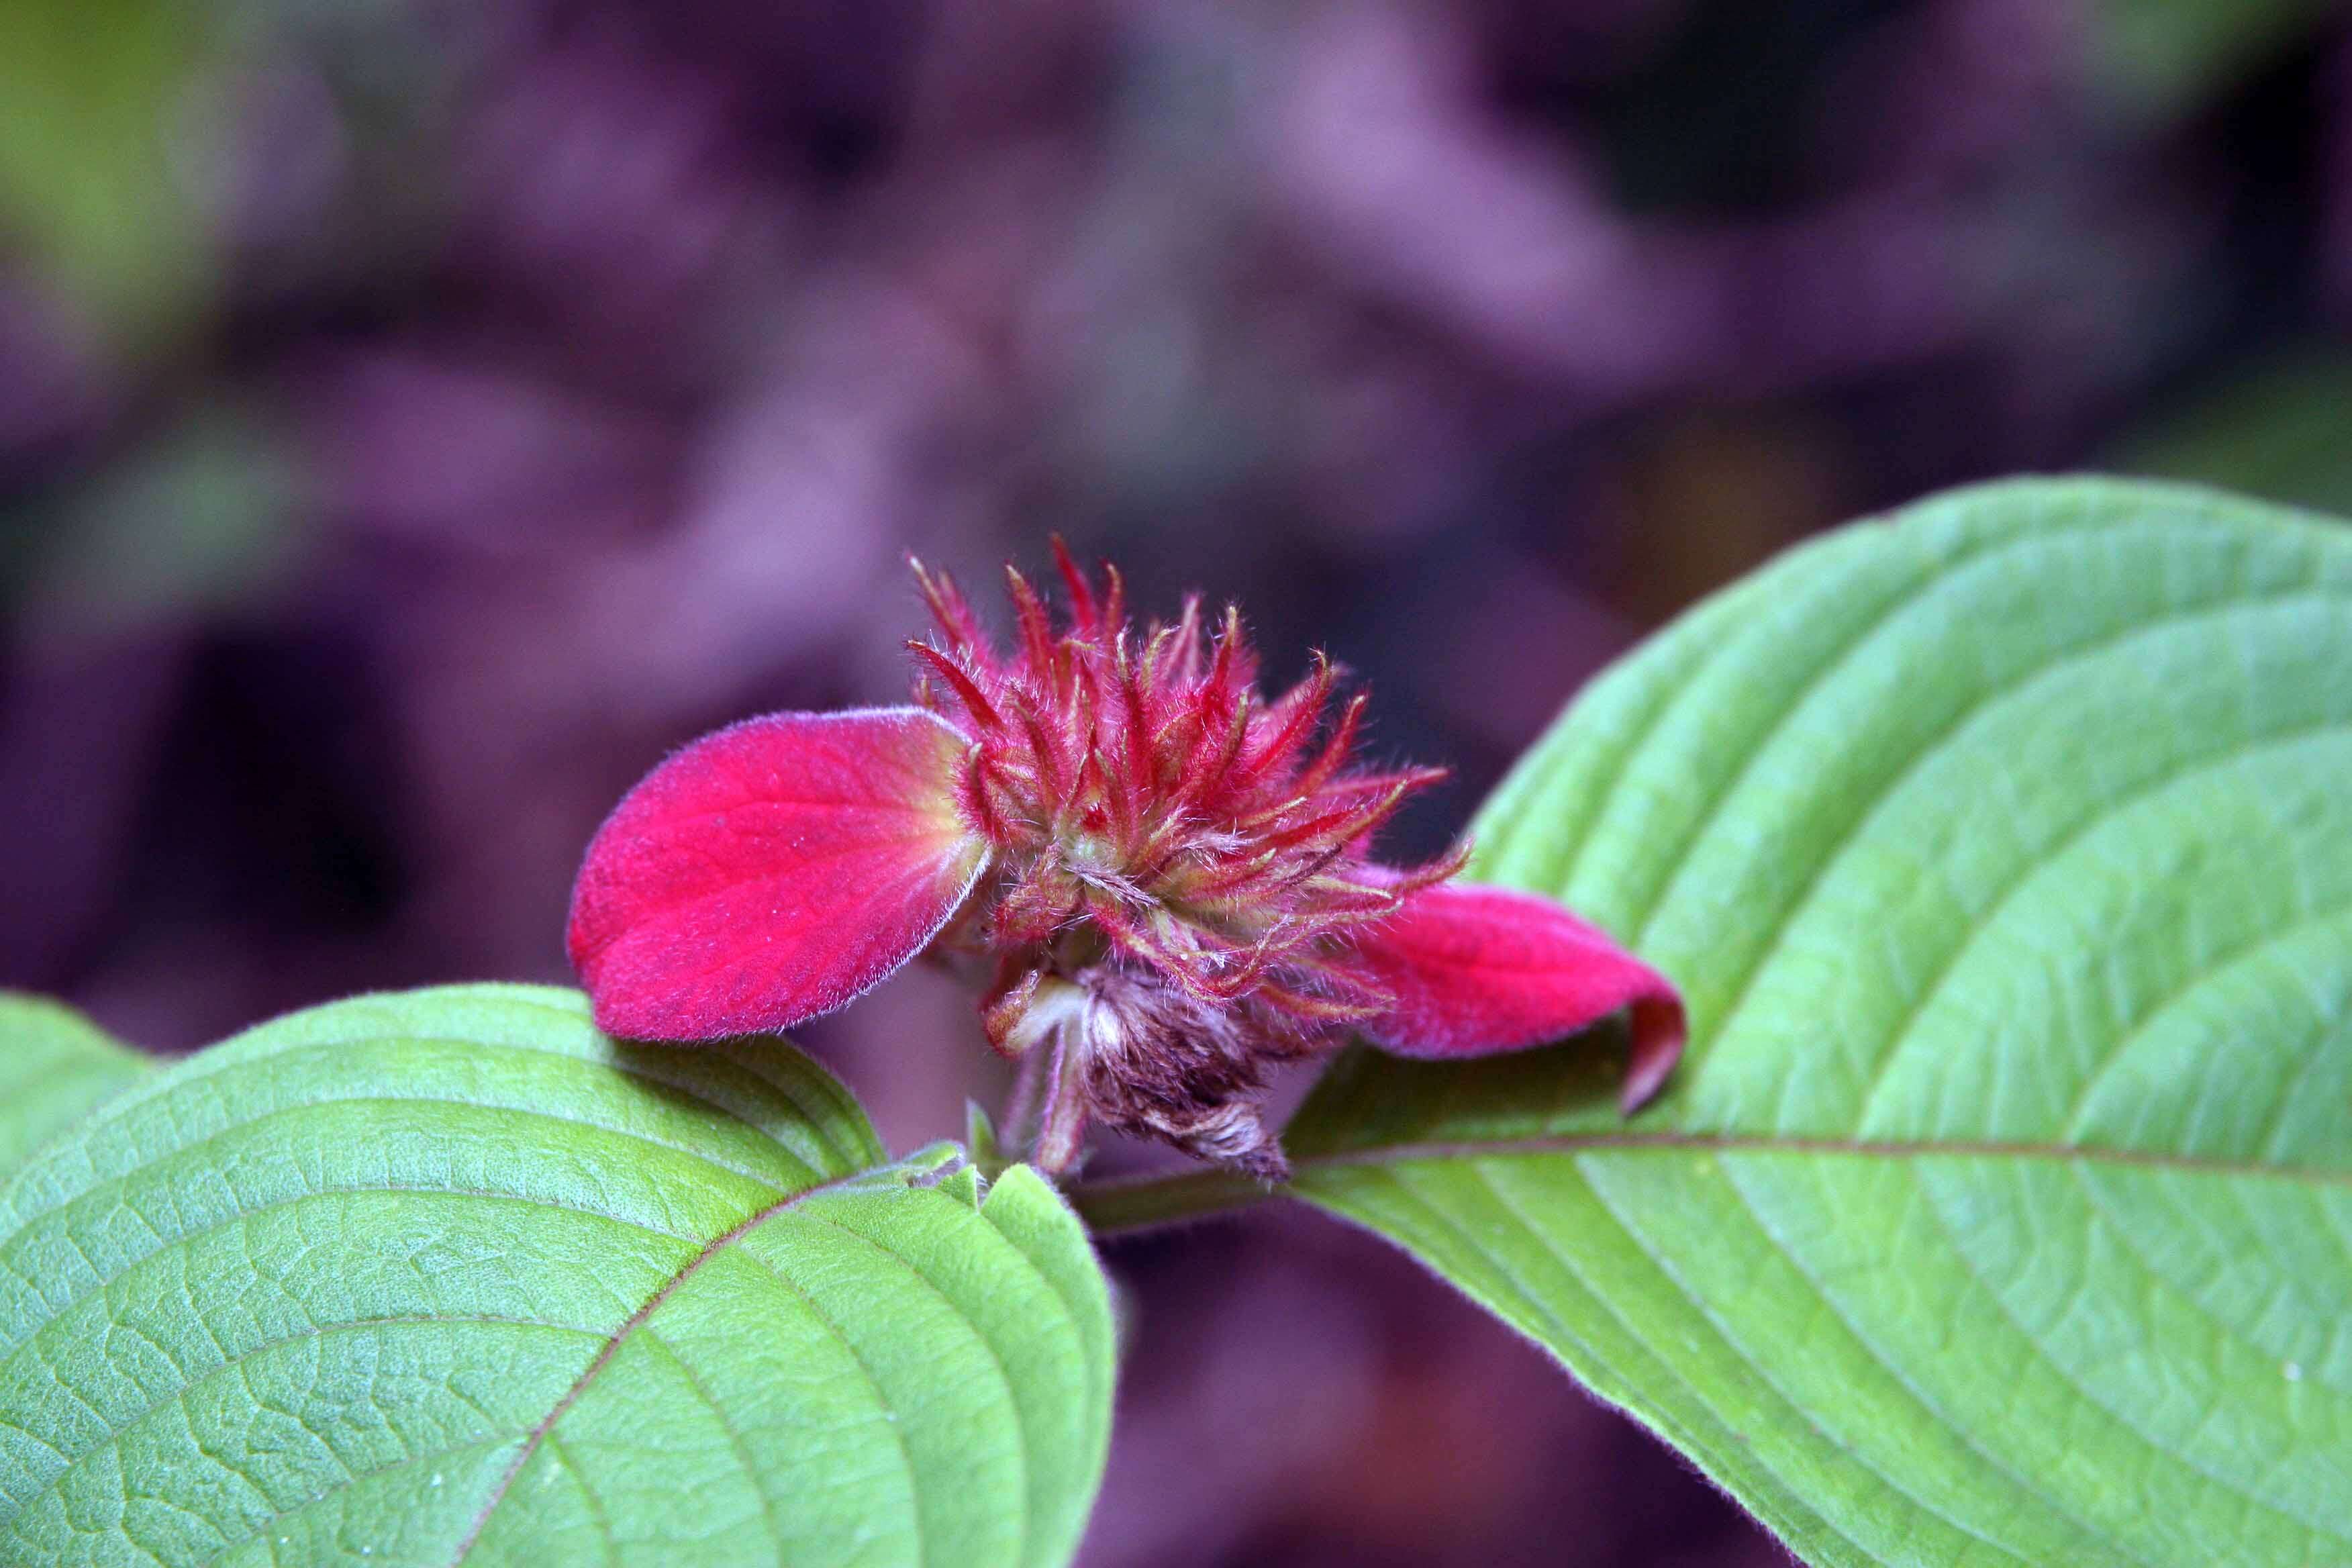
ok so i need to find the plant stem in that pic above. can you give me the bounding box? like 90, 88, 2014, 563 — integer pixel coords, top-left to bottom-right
1066, 1166, 1279, 1237
1001, 1036, 1048, 1157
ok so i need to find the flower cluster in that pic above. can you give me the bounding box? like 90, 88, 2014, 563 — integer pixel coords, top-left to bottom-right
567, 546, 1683, 1177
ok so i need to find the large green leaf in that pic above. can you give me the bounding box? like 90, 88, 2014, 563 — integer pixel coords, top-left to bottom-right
1282, 478, 2352, 1567
0, 984, 1112, 1568
0, 995, 151, 1177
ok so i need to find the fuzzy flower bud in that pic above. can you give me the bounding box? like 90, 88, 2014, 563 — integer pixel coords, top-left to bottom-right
568, 544, 1684, 1177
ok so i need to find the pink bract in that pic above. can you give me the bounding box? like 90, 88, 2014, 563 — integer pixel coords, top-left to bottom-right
568, 707, 986, 1040
567, 544, 1685, 1177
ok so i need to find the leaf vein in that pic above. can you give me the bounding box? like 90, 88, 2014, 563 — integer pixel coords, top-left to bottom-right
1851, 716, 2352, 1131
2, 1183, 712, 1387
787, 1206, 1033, 1568
1367, 1161, 1894, 1568
1, 1317, 600, 1530
728, 1237, 929, 1568
1298, 1134, 2352, 1187
640, 1329, 787, 1564
1707, 1156, 2151, 1565
446, 1168, 871, 1566
1914, 1165, 2351, 1552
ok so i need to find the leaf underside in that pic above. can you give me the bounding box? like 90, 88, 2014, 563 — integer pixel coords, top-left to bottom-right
0, 985, 1113, 1568
0, 995, 151, 1178
1283, 478, 2352, 1567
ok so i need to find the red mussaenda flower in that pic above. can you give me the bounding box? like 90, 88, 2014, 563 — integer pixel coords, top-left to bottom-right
567, 545, 1684, 1178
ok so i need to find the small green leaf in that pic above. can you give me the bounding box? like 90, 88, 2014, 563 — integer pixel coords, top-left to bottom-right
0, 984, 1113, 1568
967, 1099, 1009, 1181
0, 994, 150, 1177
1282, 478, 2352, 1567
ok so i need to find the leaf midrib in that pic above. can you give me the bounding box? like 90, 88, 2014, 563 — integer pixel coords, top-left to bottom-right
1293, 1130, 2352, 1187
1071, 1127, 2352, 1242
446, 1167, 875, 1565
2, 1315, 603, 1538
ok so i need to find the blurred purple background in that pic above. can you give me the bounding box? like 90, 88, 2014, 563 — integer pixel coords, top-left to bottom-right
7, 1, 2352, 1562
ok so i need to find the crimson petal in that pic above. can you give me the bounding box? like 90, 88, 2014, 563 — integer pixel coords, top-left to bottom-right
1355, 881, 1687, 1111
568, 707, 985, 1040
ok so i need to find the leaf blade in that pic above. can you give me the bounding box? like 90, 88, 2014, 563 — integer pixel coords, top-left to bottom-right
0, 993, 150, 1178
1285, 478, 2352, 1567
0, 984, 1112, 1568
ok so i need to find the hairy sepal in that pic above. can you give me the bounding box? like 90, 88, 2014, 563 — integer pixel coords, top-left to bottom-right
568, 706, 985, 1038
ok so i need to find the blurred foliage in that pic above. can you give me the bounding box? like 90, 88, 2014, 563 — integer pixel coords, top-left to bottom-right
0, 0, 220, 343
2110, 354, 2352, 514
2093, 0, 2347, 121
5, 407, 307, 640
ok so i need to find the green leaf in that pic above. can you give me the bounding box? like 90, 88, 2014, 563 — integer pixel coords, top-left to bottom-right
0, 984, 1113, 1568
0, 995, 151, 1178
1280, 478, 2352, 1567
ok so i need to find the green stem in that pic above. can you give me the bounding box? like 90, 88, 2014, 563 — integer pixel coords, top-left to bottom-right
1066, 1166, 1281, 1237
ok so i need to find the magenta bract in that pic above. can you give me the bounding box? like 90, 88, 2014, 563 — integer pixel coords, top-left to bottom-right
1353, 879, 1685, 1113
567, 708, 985, 1039
567, 545, 1685, 1176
